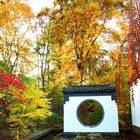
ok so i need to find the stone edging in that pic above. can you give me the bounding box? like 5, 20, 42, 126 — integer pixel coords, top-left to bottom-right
24, 128, 62, 140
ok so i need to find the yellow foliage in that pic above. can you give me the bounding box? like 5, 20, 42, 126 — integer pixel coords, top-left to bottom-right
0, 0, 35, 73
49, 0, 127, 85
5, 84, 52, 139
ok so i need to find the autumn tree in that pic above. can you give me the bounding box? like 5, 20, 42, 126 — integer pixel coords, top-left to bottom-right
45, 0, 127, 85
127, 0, 140, 86
0, 0, 34, 74
34, 11, 52, 91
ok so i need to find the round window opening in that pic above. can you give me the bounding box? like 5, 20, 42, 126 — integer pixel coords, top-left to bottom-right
77, 100, 104, 127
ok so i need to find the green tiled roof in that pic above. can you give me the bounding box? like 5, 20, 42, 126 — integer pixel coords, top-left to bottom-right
62, 85, 116, 94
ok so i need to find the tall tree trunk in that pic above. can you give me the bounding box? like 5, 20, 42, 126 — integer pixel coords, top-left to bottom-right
41, 73, 46, 92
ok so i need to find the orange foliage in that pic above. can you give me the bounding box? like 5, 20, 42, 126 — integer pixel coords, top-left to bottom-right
127, 0, 140, 85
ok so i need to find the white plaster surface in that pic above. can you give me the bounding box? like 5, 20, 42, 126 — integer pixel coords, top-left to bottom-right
131, 80, 140, 128
64, 95, 119, 132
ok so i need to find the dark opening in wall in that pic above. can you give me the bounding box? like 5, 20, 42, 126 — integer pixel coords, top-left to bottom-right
77, 99, 104, 127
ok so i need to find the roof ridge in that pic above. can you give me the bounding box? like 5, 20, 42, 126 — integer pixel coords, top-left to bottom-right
62, 85, 116, 94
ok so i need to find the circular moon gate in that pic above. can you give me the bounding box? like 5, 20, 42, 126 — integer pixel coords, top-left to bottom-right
77, 100, 104, 127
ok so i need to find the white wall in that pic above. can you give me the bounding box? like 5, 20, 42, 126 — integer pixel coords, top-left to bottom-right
64, 96, 119, 133
131, 79, 140, 128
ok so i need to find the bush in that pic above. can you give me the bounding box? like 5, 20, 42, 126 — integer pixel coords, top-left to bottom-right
0, 72, 52, 139
45, 113, 63, 128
